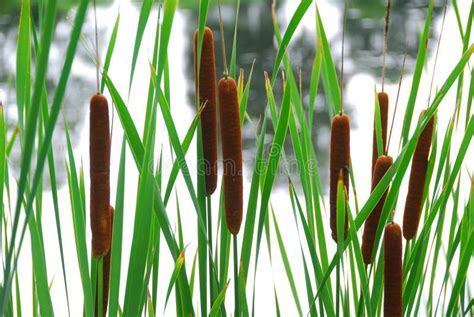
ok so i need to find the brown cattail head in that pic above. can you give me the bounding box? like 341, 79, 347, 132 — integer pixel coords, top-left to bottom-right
372, 92, 389, 173
384, 222, 402, 317
403, 110, 434, 240
218, 77, 243, 235
90, 93, 111, 257
362, 155, 393, 264
194, 27, 218, 196
330, 113, 351, 242
95, 206, 114, 317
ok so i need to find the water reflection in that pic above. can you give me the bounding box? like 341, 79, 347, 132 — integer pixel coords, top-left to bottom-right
184, 0, 442, 188
0, 0, 443, 189
0, 5, 109, 187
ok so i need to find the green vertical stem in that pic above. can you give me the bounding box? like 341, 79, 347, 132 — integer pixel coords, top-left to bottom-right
233, 235, 239, 317
208, 195, 216, 305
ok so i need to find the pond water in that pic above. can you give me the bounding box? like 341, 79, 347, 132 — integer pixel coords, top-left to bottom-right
0, 0, 470, 315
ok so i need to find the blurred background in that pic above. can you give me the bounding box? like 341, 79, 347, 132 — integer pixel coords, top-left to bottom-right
0, 0, 446, 189
0, 1, 469, 316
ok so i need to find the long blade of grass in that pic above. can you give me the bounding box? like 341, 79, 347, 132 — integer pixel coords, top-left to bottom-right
2, 2, 90, 313
316, 5, 340, 117
65, 128, 93, 317
271, 209, 303, 315
164, 250, 185, 311
1, 0, 57, 308
271, 0, 312, 84
209, 281, 229, 317
16, 0, 32, 132
128, 0, 153, 92
101, 11, 120, 93
109, 138, 127, 317
400, 0, 434, 146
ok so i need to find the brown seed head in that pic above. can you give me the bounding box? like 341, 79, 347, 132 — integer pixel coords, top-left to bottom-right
372, 92, 389, 173
362, 155, 393, 264
194, 27, 218, 196
384, 222, 402, 317
330, 113, 351, 242
403, 110, 434, 240
218, 77, 243, 235
90, 93, 111, 257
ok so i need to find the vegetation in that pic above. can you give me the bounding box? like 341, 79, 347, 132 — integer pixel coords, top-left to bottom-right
0, 0, 473, 316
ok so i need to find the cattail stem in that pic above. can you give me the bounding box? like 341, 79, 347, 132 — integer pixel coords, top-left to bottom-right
372, 92, 389, 173
90, 93, 111, 257
194, 27, 218, 196
386, 44, 407, 155
381, 0, 391, 91
384, 222, 402, 317
217, 0, 228, 77
233, 235, 239, 316
330, 113, 350, 242
362, 155, 393, 264
93, 0, 100, 93
340, 1, 348, 114
403, 111, 434, 240
218, 77, 243, 235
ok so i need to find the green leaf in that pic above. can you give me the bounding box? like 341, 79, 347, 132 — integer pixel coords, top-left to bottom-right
316, 6, 341, 117
209, 281, 229, 317
128, 0, 154, 91
271, 0, 312, 84
164, 251, 186, 311
271, 209, 303, 315
446, 233, 474, 315
101, 11, 120, 93
109, 138, 127, 317
16, 0, 32, 131
400, 0, 434, 146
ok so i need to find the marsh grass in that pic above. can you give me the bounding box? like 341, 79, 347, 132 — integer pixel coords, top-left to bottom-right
0, 0, 473, 316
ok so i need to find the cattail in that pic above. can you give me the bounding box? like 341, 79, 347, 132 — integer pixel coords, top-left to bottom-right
384, 222, 402, 317
95, 206, 114, 317
403, 110, 434, 240
194, 27, 218, 196
361, 155, 393, 264
218, 77, 243, 235
372, 92, 389, 173
90, 93, 111, 257
330, 113, 351, 242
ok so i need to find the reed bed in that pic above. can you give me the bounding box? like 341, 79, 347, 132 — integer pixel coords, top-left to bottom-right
1, 0, 473, 316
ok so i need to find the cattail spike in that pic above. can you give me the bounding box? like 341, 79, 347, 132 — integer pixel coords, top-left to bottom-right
330, 113, 350, 242
218, 77, 243, 235
90, 93, 111, 257
384, 222, 402, 317
372, 92, 389, 173
362, 155, 393, 264
194, 27, 218, 196
403, 111, 435, 240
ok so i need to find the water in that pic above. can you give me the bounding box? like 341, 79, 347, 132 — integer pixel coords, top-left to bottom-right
0, 0, 469, 315
0, 0, 444, 189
